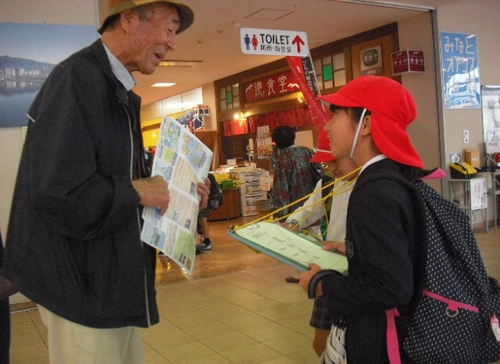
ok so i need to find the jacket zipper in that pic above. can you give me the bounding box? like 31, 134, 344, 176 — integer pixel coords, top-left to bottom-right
122, 101, 152, 327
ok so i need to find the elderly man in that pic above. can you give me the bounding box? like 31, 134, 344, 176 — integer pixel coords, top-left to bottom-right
3, 2, 208, 363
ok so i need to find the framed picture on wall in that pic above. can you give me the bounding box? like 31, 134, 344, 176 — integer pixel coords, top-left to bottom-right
0, 23, 97, 128
351, 34, 396, 79
359, 45, 383, 75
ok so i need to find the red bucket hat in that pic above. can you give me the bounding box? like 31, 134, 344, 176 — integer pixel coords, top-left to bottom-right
311, 129, 336, 163
318, 76, 423, 168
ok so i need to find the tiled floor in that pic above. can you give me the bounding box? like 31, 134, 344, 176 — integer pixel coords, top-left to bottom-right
8, 213, 500, 364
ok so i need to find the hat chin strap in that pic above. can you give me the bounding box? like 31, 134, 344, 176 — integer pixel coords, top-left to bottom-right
349, 108, 367, 158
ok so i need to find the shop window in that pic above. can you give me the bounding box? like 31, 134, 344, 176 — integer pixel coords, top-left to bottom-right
314, 51, 346, 91
219, 83, 240, 111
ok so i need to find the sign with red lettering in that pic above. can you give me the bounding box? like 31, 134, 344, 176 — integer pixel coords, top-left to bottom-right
392, 50, 425, 75
244, 71, 299, 103
240, 27, 308, 57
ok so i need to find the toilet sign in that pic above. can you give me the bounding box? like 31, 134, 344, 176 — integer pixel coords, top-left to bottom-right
240, 27, 308, 57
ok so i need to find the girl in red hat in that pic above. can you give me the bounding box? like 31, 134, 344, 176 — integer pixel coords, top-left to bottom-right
299, 76, 437, 364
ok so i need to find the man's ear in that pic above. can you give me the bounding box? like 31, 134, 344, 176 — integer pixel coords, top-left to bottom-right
360, 115, 372, 136
120, 10, 136, 33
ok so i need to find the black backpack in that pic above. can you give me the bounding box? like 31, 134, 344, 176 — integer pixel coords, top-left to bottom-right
207, 173, 223, 210
310, 163, 324, 185
357, 169, 500, 364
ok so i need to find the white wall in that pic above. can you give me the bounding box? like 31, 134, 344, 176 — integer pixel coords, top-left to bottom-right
0, 129, 25, 239
435, 0, 500, 223
397, 12, 441, 191
433, 0, 500, 162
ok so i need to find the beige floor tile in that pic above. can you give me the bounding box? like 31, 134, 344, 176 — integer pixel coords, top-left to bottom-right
200, 302, 252, 321
157, 341, 217, 363
9, 320, 37, 336
143, 324, 196, 350
200, 331, 257, 353
163, 308, 211, 327
258, 303, 312, 323
181, 319, 236, 340
7, 215, 500, 364
144, 349, 173, 364
239, 297, 285, 312
179, 353, 233, 364
10, 332, 46, 349
218, 288, 267, 305
287, 348, 322, 363
261, 357, 302, 364
275, 312, 315, 334
218, 311, 272, 331
268, 289, 310, 305
221, 342, 283, 364
10, 343, 49, 364
263, 332, 313, 355
239, 320, 299, 342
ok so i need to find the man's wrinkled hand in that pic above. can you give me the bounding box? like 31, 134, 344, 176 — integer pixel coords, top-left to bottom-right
132, 175, 170, 215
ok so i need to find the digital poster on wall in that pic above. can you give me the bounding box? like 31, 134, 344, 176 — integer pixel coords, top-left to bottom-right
0, 23, 97, 128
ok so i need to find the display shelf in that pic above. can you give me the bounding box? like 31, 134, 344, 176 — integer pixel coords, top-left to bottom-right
229, 168, 269, 217
209, 188, 241, 221
448, 178, 488, 232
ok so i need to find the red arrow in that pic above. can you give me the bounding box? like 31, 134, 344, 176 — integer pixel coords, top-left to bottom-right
292, 35, 305, 53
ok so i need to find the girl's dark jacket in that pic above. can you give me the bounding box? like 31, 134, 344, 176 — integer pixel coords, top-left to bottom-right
321, 159, 419, 363
3, 40, 159, 328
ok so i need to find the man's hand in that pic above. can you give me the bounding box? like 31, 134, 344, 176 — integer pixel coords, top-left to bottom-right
132, 175, 170, 215
298, 263, 322, 295
321, 241, 346, 255
198, 177, 210, 210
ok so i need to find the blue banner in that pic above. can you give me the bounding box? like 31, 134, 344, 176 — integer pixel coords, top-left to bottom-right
440, 32, 480, 109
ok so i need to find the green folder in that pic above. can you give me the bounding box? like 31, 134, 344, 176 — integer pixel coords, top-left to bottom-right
228, 221, 348, 272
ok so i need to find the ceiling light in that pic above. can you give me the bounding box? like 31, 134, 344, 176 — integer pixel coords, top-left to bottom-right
152, 83, 175, 87
158, 60, 203, 67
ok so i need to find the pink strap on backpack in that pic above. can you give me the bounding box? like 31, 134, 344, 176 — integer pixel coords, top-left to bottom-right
386, 308, 401, 364
422, 290, 478, 313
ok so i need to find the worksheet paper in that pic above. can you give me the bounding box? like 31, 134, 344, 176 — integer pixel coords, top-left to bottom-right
141, 116, 213, 275
228, 221, 348, 272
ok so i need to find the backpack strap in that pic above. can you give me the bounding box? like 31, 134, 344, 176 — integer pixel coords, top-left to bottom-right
386, 308, 401, 364
353, 168, 412, 191
353, 168, 427, 364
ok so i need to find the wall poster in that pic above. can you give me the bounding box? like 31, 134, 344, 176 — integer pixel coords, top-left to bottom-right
0, 23, 97, 127
481, 85, 500, 156
360, 45, 383, 75
440, 32, 480, 109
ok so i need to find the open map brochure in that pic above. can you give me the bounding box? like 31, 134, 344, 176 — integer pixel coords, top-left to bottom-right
141, 116, 213, 275
228, 221, 348, 272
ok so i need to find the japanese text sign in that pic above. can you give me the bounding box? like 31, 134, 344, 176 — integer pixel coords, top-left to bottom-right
440, 32, 480, 109
244, 70, 299, 103
240, 27, 309, 57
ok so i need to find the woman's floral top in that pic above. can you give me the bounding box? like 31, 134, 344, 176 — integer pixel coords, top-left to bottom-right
271, 146, 320, 218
